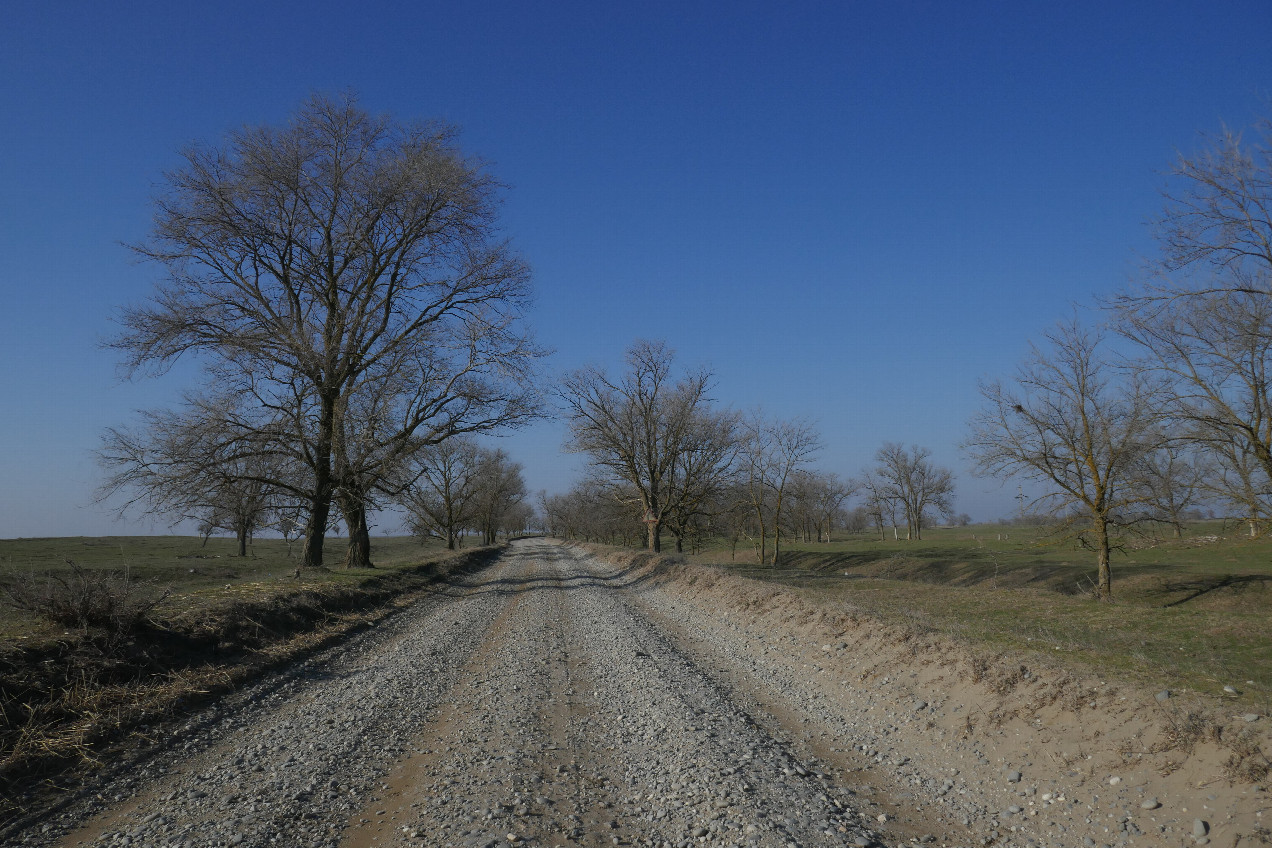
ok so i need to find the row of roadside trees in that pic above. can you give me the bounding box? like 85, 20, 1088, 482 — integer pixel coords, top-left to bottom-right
549, 338, 957, 563
551, 111, 1272, 602
97, 94, 1272, 600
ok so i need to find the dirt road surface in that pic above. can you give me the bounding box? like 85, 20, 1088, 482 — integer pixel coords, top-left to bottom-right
11, 539, 1267, 848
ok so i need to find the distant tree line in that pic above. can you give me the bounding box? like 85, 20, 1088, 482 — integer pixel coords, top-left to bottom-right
548, 340, 957, 563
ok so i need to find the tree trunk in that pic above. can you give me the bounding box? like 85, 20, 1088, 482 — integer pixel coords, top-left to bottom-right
646, 520, 661, 552
1095, 519, 1112, 600
341, 497, 373, 570
236, 527, 248, 558
302, 397, 336, 570
674, 533, 684, 554
302, 493, 331, 569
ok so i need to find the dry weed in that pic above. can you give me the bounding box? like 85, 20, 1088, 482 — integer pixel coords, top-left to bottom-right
1223, 730, 1272, 783
1160, 709, 1215, 754
1235, 825, 1272, 846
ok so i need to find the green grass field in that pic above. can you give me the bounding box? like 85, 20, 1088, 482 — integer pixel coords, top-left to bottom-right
0, 534, 450, 640
692, 521, 1272, 710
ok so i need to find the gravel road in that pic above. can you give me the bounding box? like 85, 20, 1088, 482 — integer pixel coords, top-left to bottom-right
18, 539, 890, 848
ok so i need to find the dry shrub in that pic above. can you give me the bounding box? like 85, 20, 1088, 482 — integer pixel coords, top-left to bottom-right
2, 562, 168, 639
1160, 709, 1215, 754
1223, 730, 1272, 783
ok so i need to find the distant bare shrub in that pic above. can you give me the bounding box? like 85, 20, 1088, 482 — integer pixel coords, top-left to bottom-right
2, 562, 168, 637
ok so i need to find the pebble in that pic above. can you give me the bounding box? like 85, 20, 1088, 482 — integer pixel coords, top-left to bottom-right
1140, 798, 1160, 810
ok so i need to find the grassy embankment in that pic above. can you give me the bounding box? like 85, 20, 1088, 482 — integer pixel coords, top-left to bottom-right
690, 521, 1272, 711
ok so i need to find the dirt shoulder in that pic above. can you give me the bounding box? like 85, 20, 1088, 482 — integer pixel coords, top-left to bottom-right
588, 545, 1272, 848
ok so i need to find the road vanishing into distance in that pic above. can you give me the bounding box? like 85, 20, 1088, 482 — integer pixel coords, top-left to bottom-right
19, 539, 912, 848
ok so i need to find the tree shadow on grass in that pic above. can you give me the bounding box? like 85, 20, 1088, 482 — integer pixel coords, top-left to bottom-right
1156, 574, 1272, 607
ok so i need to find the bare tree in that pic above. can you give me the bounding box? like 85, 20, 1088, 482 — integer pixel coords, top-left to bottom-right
1138, 438, 1209, 537
740, 413, 821, 565
470, 448, 527, 545
1117, 288, 1272, 531
98, 395, 284, 557
1154, 116, 1272, 283
1198, 434, 1270, 537
397, 438, 484, 549
965, 321, 1161, 599
110, 94, 541, 569
870, 443, 955, 541
661, 409, 740, 553
811, 472, 856, 542
559, 340, 715, 552
857, 471, 897, 541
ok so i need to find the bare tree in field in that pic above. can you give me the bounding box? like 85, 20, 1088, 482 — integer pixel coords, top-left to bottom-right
398, 439, 485, 549
1202, 436, 1271, 536
1117, 288, 1272, 530
857, 471, 898, 541
965, 321, 1160, 600
110, 94, 541, 569
740, 413, 821, 565
98, 395, 285, 557
470, 448, 527, 545
810, 472, 856, 543
662, 409, 741, 553
1138, 439, 1209, 537
870, 443, 954, 541
559, 340, 716, 553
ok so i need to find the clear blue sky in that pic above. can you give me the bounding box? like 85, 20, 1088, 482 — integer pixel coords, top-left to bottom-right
2, 1, 1270, 537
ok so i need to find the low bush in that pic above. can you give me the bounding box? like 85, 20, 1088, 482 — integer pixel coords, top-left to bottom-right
1, 562, 167, 638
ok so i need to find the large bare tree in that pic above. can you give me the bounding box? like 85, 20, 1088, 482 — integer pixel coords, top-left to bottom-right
111, 94, 540, 568
559, 340, 718, 552
965, 321, 1160, 599
1154, 116, 1272, 283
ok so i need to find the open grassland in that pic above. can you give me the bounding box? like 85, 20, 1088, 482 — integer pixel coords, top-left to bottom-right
693, 522, 1272, 712
0, 535, 444, 641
